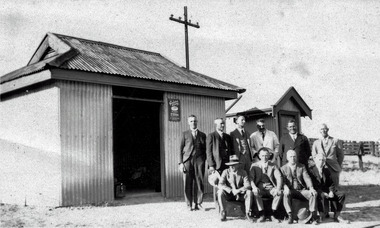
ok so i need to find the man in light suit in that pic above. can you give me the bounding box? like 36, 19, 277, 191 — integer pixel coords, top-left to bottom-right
250, 118, 280, 166
249, 147, 283, 223
179, 115, 207, 211
281, 150, 318, 224
312, 124, 344, 187
230, 115, 253, 174
206, 118, 233, 174
217, 155, 254, 222
279, 119, 311, 167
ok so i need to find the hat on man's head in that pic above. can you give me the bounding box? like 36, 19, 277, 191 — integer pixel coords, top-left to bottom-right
208, 171, 220, 187
297, 208, 313, 224
225, 155, 241, 166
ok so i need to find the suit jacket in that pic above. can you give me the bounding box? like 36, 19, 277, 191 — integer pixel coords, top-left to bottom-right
206, 131, 233, 170
250, 130, 280, 154
281, 163, 313, 190
312, 136, 344, 172
230, 128, 252, 160
179, 130, 206, 164
308, 166, 336, 193
218, 168, 251, 193
279, 133, 311, 167
249, 161, 283, 191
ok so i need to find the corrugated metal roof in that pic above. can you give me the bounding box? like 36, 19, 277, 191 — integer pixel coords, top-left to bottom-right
1, 33, 245, 93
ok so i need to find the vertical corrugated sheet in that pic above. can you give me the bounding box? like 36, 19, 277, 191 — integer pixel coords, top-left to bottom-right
59, 81, 113, 206
163, 92, 225, 198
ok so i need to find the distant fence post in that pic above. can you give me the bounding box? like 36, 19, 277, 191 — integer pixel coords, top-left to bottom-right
375, 141, 380, 157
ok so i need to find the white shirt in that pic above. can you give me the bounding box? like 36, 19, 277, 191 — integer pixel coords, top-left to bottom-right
289, 133, 298, 141
191, 129, 198, 138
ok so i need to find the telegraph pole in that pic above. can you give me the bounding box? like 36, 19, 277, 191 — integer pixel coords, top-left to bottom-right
169, 6, 200, 70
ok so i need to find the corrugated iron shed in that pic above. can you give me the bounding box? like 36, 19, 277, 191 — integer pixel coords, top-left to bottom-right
1, 33, 245, 94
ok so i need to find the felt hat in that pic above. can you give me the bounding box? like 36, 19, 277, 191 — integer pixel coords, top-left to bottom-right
208, 171, 221, 187
225, 155, 241, 166
297, 208, 313, 224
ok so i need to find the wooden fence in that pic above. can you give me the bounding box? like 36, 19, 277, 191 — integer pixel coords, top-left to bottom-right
309, 139, 380, 157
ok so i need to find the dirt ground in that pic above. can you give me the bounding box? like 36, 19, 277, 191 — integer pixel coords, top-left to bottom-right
1, 155, 379, 228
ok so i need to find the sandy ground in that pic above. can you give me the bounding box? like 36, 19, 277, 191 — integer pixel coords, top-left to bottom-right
1, 155, 380, 228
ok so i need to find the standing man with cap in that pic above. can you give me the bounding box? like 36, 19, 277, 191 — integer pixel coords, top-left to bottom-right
230, 115, 253, 174
179, 114, 207, 211
249, 147, 283, 223
206, 118, 233, 174
279, 119, 311, 167
217, 155, 254, 222
250, 118, 280, 166
312, 123, 344, 187
281, 150, 318, 224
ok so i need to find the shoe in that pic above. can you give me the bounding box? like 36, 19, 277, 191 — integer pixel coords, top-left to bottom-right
286, 215, 293, 224
220, 210, 227, 221
257, 215, 265, 223
270, 215, 281, 223
194, 204, 205, 211
334, 216, 350, 224
311, 219, 319, 225
187, 205, 192, 211
325, 213, 330, 218
246, 214, 254, 223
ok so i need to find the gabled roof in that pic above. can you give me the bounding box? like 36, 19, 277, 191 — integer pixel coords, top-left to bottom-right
1, 33, 245, 94
227, 86, 312, 119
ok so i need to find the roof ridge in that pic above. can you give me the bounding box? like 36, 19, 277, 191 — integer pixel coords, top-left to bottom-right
51, 33, 162, 57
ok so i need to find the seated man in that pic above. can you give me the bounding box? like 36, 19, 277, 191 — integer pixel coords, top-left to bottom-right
281, 150, 318, 224
217, 155, 254, 222
250, 147, 283, 223
309, 153, 350, 223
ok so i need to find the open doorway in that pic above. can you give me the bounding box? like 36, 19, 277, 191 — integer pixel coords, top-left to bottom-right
113, 93, 162, 196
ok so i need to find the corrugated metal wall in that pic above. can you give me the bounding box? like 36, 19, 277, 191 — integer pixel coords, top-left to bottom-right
59, 81, 113, 206
163, 92, 225, 198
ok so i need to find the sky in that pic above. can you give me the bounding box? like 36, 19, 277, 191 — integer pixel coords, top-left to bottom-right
1, 0, 379, 141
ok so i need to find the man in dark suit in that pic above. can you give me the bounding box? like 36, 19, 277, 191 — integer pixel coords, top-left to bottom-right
179, 114, 207, 211
230, 115, 253, 174
309, 153, 349, 224
206, 118, 233, 174
217, 155, 254, 222
281, 150, 318, 224
249, 147, 283, 223
279, 119, 311, 167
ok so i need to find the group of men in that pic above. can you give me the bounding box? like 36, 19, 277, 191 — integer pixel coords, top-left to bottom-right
179, 114, 347, 224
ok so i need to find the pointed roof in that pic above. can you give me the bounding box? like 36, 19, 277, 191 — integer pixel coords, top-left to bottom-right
227, 86, 312, 119
1, 33, 245, 95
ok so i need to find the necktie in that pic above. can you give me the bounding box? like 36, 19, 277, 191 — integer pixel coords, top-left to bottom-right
241, 130, 245, 138
263, 166, 267, 174
292, 167, 299, 190
262, 131, 265, 140
192, 130, 197, 139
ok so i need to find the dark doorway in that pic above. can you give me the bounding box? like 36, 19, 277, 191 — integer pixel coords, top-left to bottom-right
113, 96, 161, 195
